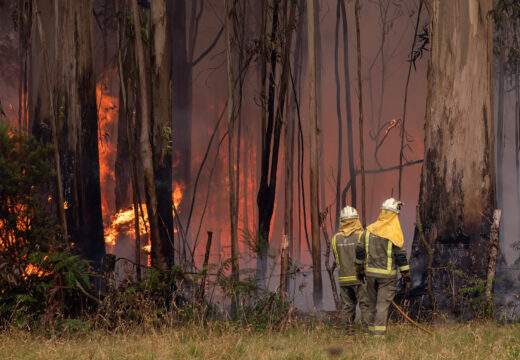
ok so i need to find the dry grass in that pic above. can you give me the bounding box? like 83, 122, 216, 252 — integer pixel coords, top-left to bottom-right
1, 321, 519, 359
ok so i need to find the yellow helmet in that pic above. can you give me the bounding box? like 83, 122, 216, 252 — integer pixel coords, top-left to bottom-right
381, 198, 403, 214
340, 206, 359, 220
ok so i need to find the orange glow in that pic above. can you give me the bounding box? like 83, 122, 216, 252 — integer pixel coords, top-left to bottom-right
24, 263, 49, 278
104, 204, 149, 246
63, 201, 69, 210
142, 244, 151, 253
173, 183, 185, 211
384, 118, 399, 135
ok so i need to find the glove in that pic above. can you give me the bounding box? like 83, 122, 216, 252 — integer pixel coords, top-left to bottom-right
401, 271, 410, 294
355, 263, 366, 284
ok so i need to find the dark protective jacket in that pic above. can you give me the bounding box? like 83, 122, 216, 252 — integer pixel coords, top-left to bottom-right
355, 230, 409, 278
333, 232, 363, 285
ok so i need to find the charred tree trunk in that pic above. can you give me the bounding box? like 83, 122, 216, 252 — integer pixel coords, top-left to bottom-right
151, 0, 174, 266
308, 0, 322, 308
32, 0, 106, 269
130, 0, 167, 271
409, 0, 495, 313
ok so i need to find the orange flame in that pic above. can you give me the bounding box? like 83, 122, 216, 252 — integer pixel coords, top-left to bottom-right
104, 204, 149, 246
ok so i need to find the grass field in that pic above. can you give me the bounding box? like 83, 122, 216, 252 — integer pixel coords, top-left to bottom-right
1, 321, 519, 359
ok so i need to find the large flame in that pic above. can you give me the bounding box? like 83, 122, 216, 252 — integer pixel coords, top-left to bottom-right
104, 204, 149, 246
96, 76, 119, 218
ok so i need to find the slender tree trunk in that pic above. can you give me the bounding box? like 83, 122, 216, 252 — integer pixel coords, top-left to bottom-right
308, 0, 322, 308
281, 5, 298, 299
116, 0, 141, 279
170, 0, 192, 208
354, 0, 366, 226
34, 0, 68, 249
334, 0, 343, 232
339, 0, 356, 210
225, 0, 239, 281
130, 0, 166, 270
409, 0, 495, 313
496, 24, 506, 217
151, 0, 174, 266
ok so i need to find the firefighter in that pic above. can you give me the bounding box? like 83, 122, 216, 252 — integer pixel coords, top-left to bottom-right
332, 206, 368, 331
355, 198, 410, 337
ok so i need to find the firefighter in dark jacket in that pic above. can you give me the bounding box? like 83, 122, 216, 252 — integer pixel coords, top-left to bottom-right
355, 198, 410, 337
332, 206, 368, 330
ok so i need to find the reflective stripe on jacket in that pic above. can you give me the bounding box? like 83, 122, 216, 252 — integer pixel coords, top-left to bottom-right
355, 230, 409, 278
333, 232, 362, 285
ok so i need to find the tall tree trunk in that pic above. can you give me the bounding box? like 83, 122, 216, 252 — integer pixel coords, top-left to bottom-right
225, 0, 239, 282
496, 24, 505, 220
281, 4, 298, 298
115, 11, 134, 211
169, 0, 192, 263
170, 0, 192, 203
256, 0, 280, 283
307, 0, 322, 308
32, 0, 106, 270
354, 0, 366, 226
339, 0, 356, 210
151, 0, 174, 266
334, 0, 343, 232
130, 0, 166, 271
409, 0, 495, 313
115, 0, 141, 279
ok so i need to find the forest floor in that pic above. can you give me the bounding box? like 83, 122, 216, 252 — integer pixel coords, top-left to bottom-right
1, 320, 519, 359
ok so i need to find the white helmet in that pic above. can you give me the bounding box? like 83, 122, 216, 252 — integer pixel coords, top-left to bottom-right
340, 206, 359, 220
381, 198, 403, 214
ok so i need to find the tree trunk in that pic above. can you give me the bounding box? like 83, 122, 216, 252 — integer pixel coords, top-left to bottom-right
115, 11, 135, 212
32, 0, 106, 270
409, 0, 495, 313
354, 0, 366, 226
130, 0, 167, 271
151, 0, 174, 266
334, 0, 343, 232
307, 0, 322, 308
225, 0, 239, 282
339, 0, 356, 210
281, 4, 298, 298
170, 0, 192, 202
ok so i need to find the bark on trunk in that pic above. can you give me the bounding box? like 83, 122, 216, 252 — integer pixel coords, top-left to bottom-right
308, 0, 322, 308
354, 0, 366, 226
409, 0, 495, 313
151, 0, 174, 266
130, 0, 167, 271
32, 0, 106, 270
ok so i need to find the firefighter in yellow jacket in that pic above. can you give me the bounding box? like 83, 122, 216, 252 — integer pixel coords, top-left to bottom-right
332, 206, 368, 330
355, 198, 410, 337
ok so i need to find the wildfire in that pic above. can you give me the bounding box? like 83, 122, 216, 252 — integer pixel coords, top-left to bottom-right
173, 183, 185, 210
104, 204, 149, 246
24, 263, 49, 278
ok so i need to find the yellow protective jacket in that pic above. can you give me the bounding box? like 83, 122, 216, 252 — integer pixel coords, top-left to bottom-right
355, 230, 409, 279
333, 219, 364, 285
